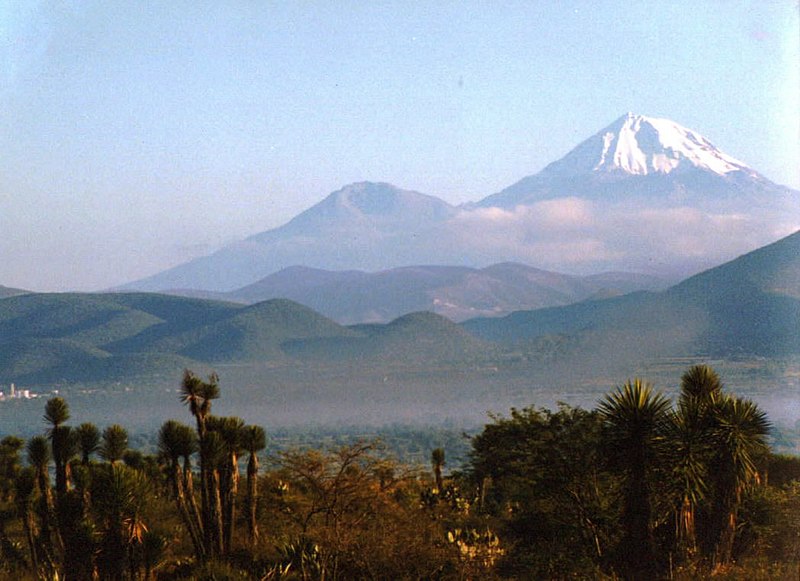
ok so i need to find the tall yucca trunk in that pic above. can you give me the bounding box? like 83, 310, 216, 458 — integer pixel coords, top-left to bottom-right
183, 458, 204, 552
247, 452, 259, 546
713, 487, 740, 569
222, 451, 239, 554
171, 459, 204, 561
677, 495, 696, 559
20, 501, 39, 572
36, 470, 63, 562
209, 468, 224, 557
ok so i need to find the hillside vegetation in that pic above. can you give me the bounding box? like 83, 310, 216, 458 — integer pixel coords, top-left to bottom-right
0, 365, 797, 580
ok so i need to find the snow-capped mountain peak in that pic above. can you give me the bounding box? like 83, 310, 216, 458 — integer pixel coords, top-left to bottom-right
475, 113, 772, 209
552, 113, 752, 178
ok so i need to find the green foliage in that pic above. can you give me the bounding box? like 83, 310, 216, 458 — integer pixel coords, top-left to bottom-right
100, 424, 129, 464
471, 404, 620, 578
76, 422, 100, 464
43, 397, 70, 428
0, 366, 796, 580
0, 436, 24, 501
242, 425, 266, 455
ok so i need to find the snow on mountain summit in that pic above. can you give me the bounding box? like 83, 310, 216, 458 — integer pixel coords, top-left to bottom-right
544, 113, 752, 178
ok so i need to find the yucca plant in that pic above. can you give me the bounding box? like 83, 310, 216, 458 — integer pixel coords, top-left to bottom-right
158, 420, 205, 561
598, 379, 671, 580
707, 395, 770, 568
241, 425, 266, 546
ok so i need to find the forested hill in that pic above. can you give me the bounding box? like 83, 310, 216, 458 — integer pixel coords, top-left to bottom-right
463, 229, 800, 359
0, 292, 491, 385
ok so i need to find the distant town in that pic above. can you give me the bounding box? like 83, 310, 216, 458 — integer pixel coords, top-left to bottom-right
0, 383, 38, 400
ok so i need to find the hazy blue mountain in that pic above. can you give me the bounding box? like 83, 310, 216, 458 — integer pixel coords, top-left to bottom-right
0, 285, 30, 299
208, 263, 668, 324
123, 182, 460, 292
119, 115, 797, 293
463, 230, 800, 358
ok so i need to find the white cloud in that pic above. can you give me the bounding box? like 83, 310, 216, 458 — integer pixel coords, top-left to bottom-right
445, 196, 798, 275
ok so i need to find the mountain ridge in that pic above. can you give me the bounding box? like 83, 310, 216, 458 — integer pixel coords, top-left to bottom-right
0, 230, 797, 386
204, 262, 668, 324
115, 113, 798, 292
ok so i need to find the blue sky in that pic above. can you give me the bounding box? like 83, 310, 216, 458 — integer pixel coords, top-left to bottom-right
1, 1, 798, 290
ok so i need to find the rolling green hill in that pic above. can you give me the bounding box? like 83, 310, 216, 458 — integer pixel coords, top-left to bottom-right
463, 230, 800, 359
285, 311, 493, 363
0, 292, 487, 385
176, 299, 360, 362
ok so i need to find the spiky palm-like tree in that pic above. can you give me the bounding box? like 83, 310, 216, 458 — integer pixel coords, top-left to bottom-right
52, 426, 78, 495
44, 397, 71, 495
180, 369, 220, 556
707, 395, 770, 568
26, 436, 51, 501
0, 436, 24, 502
201, 430, 225, 558
100, 425, 129, 465
680, 365, 723, 402
180, 369, 220, 440
76, 423, 101, 465
242, 425, 266, 546
26, 435, 60, 569
158, 420, 205, 561
669, 365, 723, 557
136, 530, 167, 581
598, 379, 671, 580
212, 416, 245, 554
179, 436, 204, 556
668, 400, 708, 557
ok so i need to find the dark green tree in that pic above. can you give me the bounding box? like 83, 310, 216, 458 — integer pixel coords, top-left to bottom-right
14, 467, 39, 573
180, 369, 220, 557
100, 425, 129, 465
44, 397, 71, 495
707, 395, 770, 568
598, 379, 671, 580
470, 405, 616, 577
667, 364, 723, 559
26, 435, 59, 570
76, 423, 101, 465
92, 464, 151, 580
0, 436, 24, 502
211, 415, 245, 555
